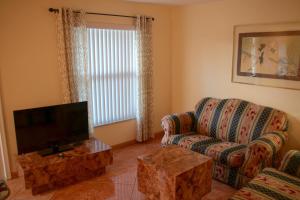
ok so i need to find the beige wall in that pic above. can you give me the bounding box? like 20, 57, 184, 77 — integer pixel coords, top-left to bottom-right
2, 0, 300, 174
171, 0, 300, 150
0, 0, 172, 171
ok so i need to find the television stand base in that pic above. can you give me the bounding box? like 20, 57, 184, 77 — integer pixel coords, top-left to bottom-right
38, 144, 74, 157
17, 138, 113, 195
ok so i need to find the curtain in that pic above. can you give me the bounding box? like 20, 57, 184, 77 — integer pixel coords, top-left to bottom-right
55, 8, 93, 134
135, 16, 154, 142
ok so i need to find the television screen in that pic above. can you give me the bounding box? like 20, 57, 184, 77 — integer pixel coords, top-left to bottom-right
14, 101, 89, 155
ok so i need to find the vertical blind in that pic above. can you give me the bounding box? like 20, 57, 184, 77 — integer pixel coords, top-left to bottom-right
87, 28, 137, 126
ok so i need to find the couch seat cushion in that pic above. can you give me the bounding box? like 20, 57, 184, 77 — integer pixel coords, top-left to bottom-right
203, 142, 247, 168
167, 134, 246, 168
167, 133, 221, 151
230, 168, 300, 200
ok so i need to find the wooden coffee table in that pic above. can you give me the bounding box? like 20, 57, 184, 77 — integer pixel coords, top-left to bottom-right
17, 138, 113, 195
137, 145, 212, 200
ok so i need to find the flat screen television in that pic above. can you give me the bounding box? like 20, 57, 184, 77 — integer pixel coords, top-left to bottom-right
14, 101, 89, 156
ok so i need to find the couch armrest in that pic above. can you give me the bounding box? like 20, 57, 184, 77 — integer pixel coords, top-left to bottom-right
161, 112, 195, 145
240, 131, 287, 178
278, 150, 300, 178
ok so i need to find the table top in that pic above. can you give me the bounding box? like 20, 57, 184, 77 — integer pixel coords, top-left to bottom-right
18, 137, 111, 171
137, 145, 212, 176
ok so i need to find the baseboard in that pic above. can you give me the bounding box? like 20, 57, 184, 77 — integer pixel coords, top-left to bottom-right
111, 140, 137, 149
111, 131, 164, 150
154, 131, 164, 139
10, 171, 19, 179
10, 131, 165, 178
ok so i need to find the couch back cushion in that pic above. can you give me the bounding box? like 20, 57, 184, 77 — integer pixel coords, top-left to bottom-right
194, 97, 288, 144
279, 150, 300, 178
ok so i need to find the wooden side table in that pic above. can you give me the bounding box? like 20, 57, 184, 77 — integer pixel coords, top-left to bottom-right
137, 145, 212, 200
17, 138, 113, 195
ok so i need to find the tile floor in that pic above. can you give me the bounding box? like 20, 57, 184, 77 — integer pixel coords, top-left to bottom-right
7, 138, 236, 200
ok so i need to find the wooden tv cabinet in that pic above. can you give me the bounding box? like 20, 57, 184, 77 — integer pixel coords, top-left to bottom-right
17, 138, 113, 195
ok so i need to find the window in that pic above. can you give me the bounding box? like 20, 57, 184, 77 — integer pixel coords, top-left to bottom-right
87, 28, 137, 126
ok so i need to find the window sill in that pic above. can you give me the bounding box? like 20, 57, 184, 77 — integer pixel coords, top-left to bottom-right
93, 118, 136, 128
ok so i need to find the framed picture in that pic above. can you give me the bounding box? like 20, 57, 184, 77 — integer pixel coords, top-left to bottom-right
232, 22, 300, 90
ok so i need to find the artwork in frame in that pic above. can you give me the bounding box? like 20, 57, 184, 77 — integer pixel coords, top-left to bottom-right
232, 22, 300, 90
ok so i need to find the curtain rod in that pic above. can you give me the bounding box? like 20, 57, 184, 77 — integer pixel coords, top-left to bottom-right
48, 8, 155, 21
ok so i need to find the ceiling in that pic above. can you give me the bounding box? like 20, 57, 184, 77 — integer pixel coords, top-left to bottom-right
125, 0, 218, 5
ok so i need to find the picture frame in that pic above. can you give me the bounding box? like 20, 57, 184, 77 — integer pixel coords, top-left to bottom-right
232, 22, 300, 90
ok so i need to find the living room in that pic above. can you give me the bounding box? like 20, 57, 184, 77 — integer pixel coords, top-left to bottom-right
0, 0, 299, 199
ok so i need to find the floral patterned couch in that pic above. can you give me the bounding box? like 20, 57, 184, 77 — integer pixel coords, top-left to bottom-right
161, 97, 288, 188
230, 150, 300, 200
